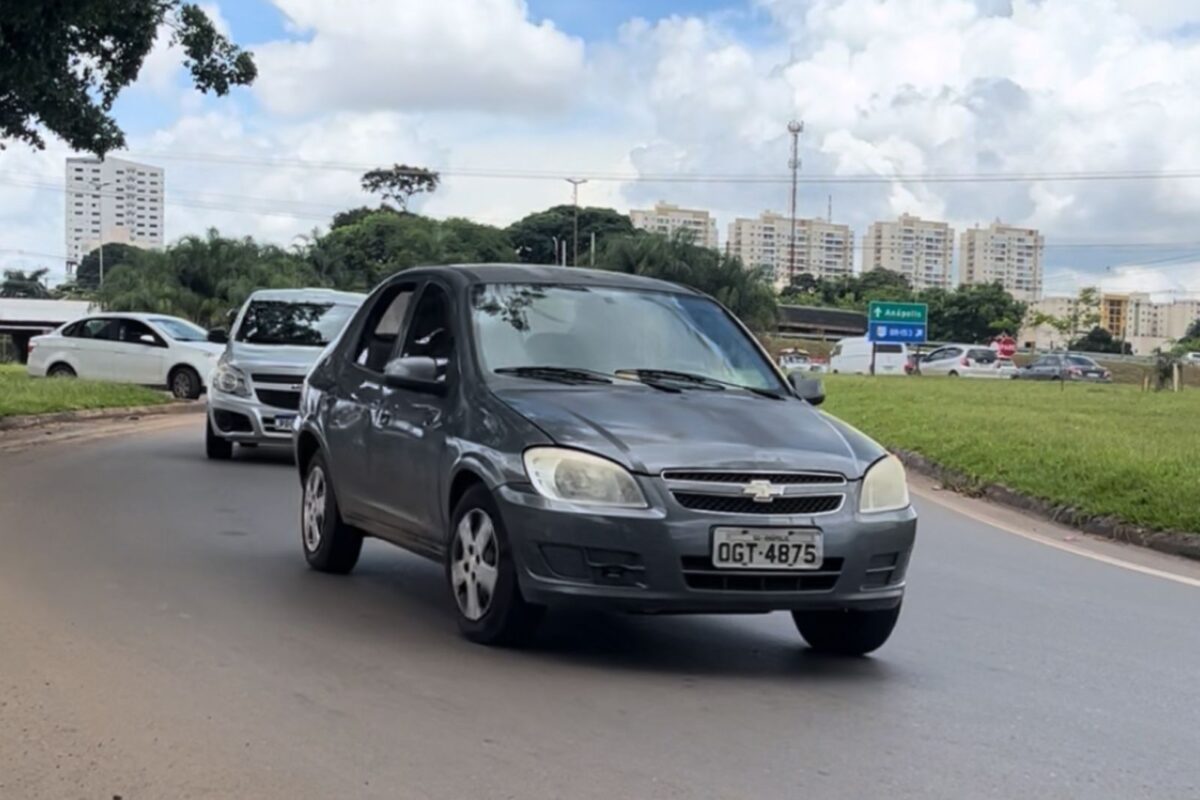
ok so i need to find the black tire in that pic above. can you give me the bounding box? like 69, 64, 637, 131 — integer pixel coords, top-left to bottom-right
205, 417, 234, 460
447, 484, 543, 646
301, 452, 362, 574
947, 370, 959, 377
170, 366, 202, 399
47, 363, 76, 378
792, 603, 901, 656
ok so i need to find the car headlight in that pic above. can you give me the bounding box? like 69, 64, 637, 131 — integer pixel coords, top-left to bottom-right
523, 447, 648, 509
213, 362, 251, 397
859, 455, 910, 513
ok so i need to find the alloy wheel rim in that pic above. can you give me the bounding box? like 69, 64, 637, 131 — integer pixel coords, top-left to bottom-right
303, 467, 326, 552
173, 373, 190, 397
452, 509, 499, 621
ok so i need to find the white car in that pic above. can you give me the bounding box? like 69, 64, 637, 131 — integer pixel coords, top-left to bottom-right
918, 344, 1016, 378
27, 312, 224, 398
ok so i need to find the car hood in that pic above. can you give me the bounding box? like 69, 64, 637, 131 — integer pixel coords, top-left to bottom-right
494, 385, 880, 479
225, 342, 328, 374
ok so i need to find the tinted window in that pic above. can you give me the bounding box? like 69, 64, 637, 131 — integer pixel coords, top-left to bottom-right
968, 348, 996, 361
471, 284, 781, 390
353, 284, 416, 372
235, 301, 356, 347
1067, 355, 1099, 367
400, 285, 454, 374
875, 344, 903, 354
75, 318, 119, 340
150, 317, 206, 341
117, 319, 161, 345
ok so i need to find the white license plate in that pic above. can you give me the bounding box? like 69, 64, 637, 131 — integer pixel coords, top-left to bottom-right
712, 528, 823, 570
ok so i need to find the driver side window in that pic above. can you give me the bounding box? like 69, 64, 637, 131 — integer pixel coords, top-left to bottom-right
397, 284, 454, 380
354, 283, 416, 372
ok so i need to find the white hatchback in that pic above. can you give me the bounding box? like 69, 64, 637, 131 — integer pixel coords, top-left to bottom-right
27, 312, 224, 398
918, 344, 1016, 378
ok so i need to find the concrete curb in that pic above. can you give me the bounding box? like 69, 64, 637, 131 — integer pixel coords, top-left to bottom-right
894, 449, 1200, 563
0, 401, 204, 432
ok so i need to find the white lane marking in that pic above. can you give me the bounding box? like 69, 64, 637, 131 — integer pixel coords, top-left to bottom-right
912, 486, 1200, 590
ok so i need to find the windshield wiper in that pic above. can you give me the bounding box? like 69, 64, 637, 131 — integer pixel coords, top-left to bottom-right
494, 366, 614, 385
617, 368, 785, 400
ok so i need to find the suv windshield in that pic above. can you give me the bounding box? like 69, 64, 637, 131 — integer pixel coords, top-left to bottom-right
235, 300, 355, 347
471, 283, 782, 391
150, 317, 207, 342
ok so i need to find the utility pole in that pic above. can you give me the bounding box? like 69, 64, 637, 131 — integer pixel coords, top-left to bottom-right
787, 120, 804, 285
89, 180, 113, 289
566, 178, 588, 267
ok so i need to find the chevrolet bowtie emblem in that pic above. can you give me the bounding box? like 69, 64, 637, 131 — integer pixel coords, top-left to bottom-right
743, 480, 785, 503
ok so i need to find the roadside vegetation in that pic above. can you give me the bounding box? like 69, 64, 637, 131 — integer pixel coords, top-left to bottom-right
0, 365, 168, 418
822, 375, 1200, 533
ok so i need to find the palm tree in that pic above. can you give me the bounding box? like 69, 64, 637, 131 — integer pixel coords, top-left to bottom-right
0, 268, 51, 298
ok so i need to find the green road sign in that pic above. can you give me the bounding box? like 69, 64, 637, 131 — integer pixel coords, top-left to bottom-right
868, 301, 928, 324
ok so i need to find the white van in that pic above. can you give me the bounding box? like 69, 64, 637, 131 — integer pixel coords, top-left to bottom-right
829, 337, 909, 376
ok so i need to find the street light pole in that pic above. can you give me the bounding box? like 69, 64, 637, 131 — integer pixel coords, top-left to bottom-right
89, 180, 114, 289
787, 120, 803, 286
566, 178, 588, 267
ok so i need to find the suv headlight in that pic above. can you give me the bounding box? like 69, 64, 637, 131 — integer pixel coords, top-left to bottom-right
859, 455, 910, 513
523, 447, 648, 509
213, 362, 251, 397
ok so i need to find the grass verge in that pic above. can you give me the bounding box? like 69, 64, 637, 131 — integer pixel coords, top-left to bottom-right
822, 375, 1200, 533
0, 364, 169, 418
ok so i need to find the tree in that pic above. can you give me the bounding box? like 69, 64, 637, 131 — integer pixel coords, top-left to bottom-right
330, 205, 400, 230
597, 231, 778, 331
0, 268, 51, 298
1, 2, 256, 156
1028, 286, 1101, 349
360, 165, 440, 211
1071, 327, 1132, 355
76, 243, 145, 289
1185, 318, 1200, 341
507, 206, 637, 264
925, 282, 1027, 343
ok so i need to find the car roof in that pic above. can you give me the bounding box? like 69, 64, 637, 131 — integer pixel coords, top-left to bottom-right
246, 288, 367, 304
406, 263, 702, 296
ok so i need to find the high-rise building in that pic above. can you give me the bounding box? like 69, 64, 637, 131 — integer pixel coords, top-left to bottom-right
629, 202, 719, 250
959, 220, 1044, 301
727, 211, 852, 289
862, 213, 953, 290
65, 156, 164, 275
1021, 292, 1200, 354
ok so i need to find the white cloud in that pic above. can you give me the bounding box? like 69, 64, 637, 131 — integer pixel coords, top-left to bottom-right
252, 0, 585, 115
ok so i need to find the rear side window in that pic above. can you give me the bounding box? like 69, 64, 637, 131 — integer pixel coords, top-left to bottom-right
968, 348, 996, 362
876, 344, 903, 354
72, 318, 119, 340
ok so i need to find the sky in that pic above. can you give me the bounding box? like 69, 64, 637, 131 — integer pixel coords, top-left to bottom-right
4, 0, 1200, 300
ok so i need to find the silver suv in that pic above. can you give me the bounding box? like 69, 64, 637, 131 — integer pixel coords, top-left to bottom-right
205, 288, 364, 459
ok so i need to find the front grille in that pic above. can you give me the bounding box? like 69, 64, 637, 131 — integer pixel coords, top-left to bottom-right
251, 373, 304, 385
662, 470, 845, 486
672, 493, 843, 515
256, 389, 300, 411
681, 556, 843, 592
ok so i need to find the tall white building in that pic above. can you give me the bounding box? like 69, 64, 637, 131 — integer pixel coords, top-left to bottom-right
65, 156, 164, 274
629, 202, 719, 250
960, 220, 1044, 301
862, 213, 954, 290
727, 211, 852, 289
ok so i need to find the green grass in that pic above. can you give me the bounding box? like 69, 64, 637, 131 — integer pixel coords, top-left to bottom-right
0, 364, 169, 418
822, 375, 1200, 533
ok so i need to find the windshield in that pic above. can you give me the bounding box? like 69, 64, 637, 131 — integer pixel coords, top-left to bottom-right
150, 317, 207, 342
471, 283, 782, 391
234, 300, 355, 347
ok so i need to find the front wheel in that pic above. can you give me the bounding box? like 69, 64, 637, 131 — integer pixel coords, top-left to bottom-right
301, 452, 363, 574
448, 484, 543, 646
205, 418, 233, 460
792, 603, 901, 656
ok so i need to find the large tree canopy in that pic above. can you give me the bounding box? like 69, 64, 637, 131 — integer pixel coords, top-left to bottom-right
360, 165, 440, 211
0, 2, 256, 155
507, 206, 637, 265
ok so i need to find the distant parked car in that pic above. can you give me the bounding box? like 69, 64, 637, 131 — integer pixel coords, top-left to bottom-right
26, 312, 222, 398
1184, 352, 1200, 365
1015, 353, 1112, 382
829, 337, 908, 375
918, 344, 1016, 378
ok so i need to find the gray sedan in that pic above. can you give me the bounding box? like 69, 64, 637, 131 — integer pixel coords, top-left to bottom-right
1016, 353, 1112, 381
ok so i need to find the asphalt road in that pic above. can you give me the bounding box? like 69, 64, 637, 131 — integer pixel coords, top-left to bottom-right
1, 417, 1198, 800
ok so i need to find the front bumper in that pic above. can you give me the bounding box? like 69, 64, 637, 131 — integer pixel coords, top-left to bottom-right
207, 390, 298, 444
496, 482, 916, 614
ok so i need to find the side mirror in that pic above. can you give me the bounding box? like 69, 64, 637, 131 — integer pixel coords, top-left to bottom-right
207, 328, 228, 344
384, 355, 445, 394
788, 374, 825, 406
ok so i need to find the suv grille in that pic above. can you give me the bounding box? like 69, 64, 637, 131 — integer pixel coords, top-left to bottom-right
672, 493, 843, 515
256, 389, 301, 411
681, 556, 843, 592
251, 373, 304, 385
662, 470, 845, 486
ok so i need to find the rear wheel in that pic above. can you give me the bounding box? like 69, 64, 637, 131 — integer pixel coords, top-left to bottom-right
47, 363, 76, 378
170, 366, 202, 399
301, 452, 363, 574
448, 484, 543, 646
205, 418, 233, 460
792, 603, 901, 656
947, 370, 959, 377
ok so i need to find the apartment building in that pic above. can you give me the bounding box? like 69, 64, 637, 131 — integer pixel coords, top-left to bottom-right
862, 213, 954, 290
65, 156, 164, 273
960, 220, 1044, 301
1021, 292, 1200, 353
727, 211, 852, 289
629, 202, 719, 250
